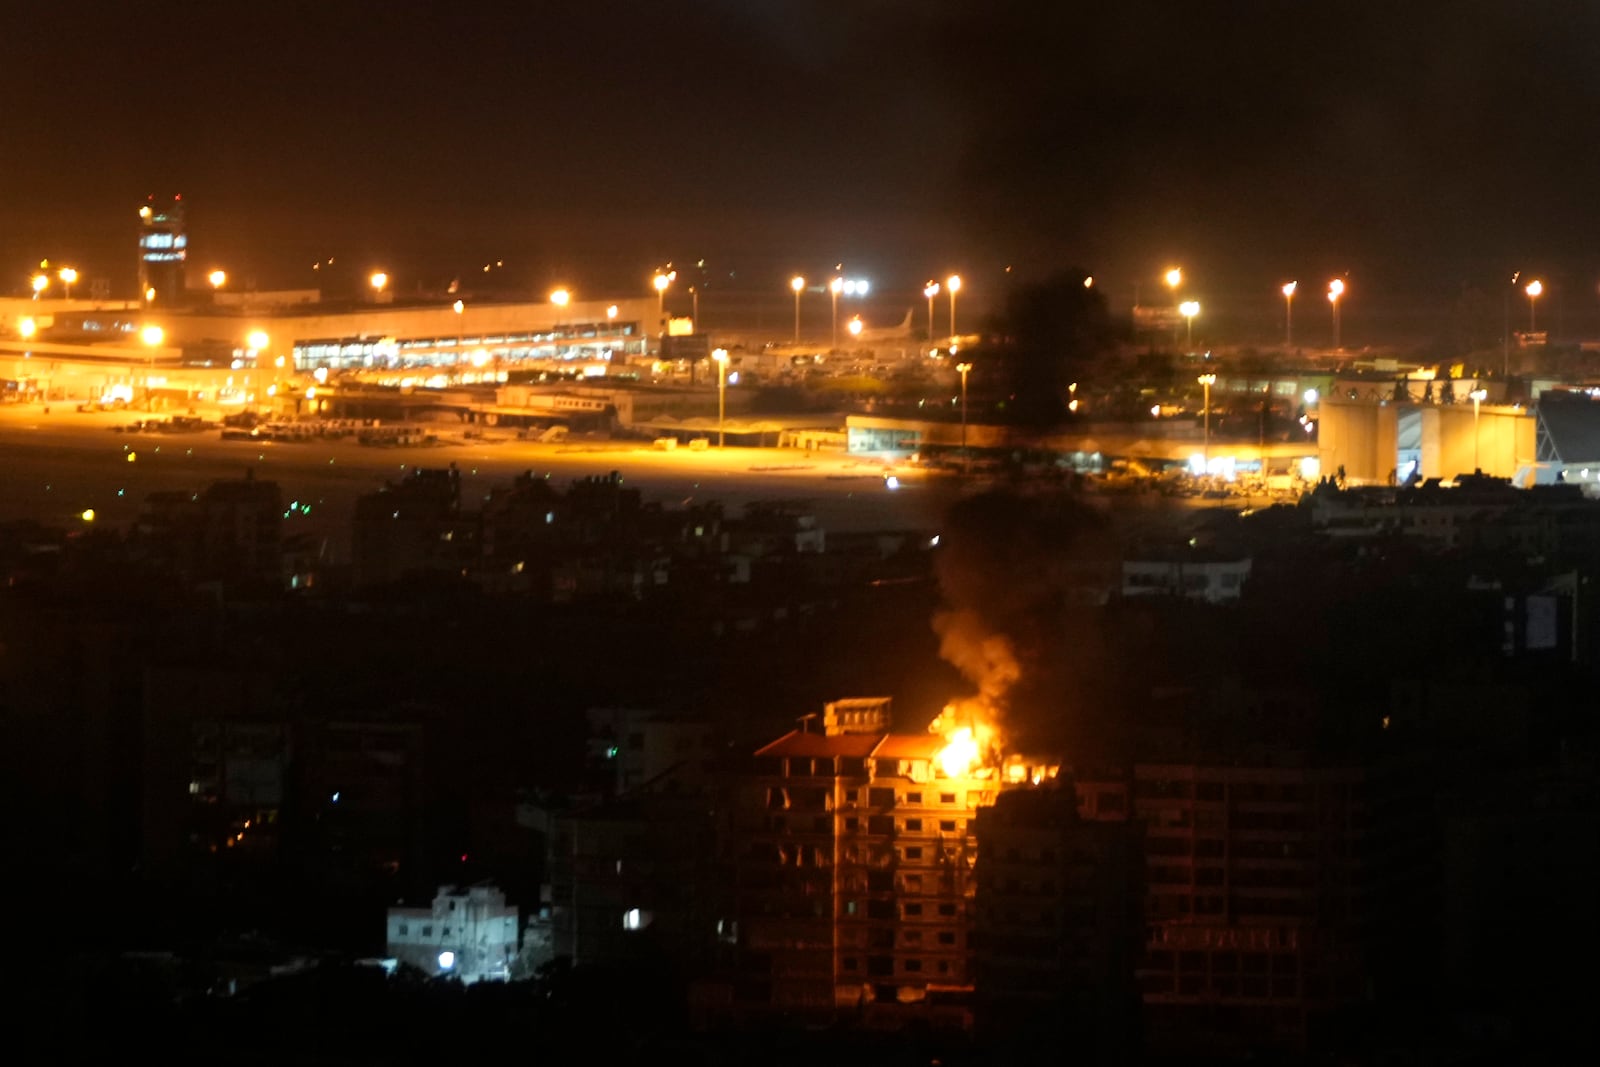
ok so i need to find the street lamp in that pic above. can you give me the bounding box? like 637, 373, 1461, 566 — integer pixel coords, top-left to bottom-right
1165, 267, 1182, 292
1198, 373, 1217, 476
141, 324, 165, 410
956, 360, 973, 470
946, 275, 962, 339
30, 273, 47, 300
830, 277, 844, 351
452, 300, 465, 364
847, 316, 863, 343
58, 266, 78, 299
924, 281, 941, 346
19, 317, 36, 339
713, 348, 730, 447
1526, 279, 1543, 332
1470, 387, 1488, 472
209, 269, 227, 291
653, 271, 672, 325
1179, 300, 1201, 349
370, 271, 388, 298
790, 275, 805, 343
1328, 279, 1345, 349
1282, 281, 1297, 346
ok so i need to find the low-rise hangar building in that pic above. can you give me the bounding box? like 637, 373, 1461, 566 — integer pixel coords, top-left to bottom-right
1318, 388, 1600, 487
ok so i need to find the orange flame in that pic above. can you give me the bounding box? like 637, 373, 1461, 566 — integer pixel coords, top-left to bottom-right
929, 701, 1000, 778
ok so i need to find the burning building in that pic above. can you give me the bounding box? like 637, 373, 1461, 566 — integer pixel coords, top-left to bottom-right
728, 696, 1022, 1029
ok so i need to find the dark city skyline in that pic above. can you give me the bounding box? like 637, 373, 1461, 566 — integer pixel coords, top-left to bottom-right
9, 2, 1600, 320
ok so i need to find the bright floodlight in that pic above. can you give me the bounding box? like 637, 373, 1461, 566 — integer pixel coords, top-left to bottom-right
1328, 278, 1345, 298
947, 274, 962, 293
1282, 281, 1298, 297
607, 304, 618, 319
848, 316, 863, 336
453, 299, 464, 314
370, 271, 388, 291
924, 281, 940, 299
1164, 268, 1181, 289
1304, 388, 1319, 404
712, 348, 729, 364
1197, 372, 1216, 386
31, 274, 47, 294
437, 951, 455, 970
653, 272, 670, 293
550, 288, 571, 307
1526, 279, 1543, 298
791, 275, 805, 293
19, 317, 36, 339
1469, 388, 1488, 402
830, 277, 843, 294
208, 269, 227, 289
247, 330, 269, 351
1179, 300, 1201, 319
141, 324, 164, 346
58, 266, 77, 285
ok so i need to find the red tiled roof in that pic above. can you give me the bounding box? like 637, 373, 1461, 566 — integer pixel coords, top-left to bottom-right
754, 730, 883, 759
872, 734, 945, 760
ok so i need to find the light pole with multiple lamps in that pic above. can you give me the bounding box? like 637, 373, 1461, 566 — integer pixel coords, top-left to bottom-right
1526, 279, 1543, 333
1282, 281, 1297, 346
58, 266, 78, 300
1198, 373, 1217, 476
830, 277, 844, 351
370, 271, 388, 302
956, 360, 973, 470
946, 275, 961, 339
1179, 300, 1200, 349
713, 348, 730, 447
924, 281, 940, 346
141, 324, 165, 410
1328, 279, 1345, 349
790, 275, 805, 343
1470, 387, 1488, 471
31, 273, 47, 300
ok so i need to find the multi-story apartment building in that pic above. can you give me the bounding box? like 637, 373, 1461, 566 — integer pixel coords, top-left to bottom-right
971, 782, 1143, 1060
729, 697, 1000, 1028
1131, 761, 1383, 1054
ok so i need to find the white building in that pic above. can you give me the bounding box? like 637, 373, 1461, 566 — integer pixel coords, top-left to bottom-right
386, 884, 520, 984
1122, 555, 1252, 604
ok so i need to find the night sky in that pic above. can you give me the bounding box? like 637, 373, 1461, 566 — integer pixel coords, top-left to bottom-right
7, 1, 1600, 329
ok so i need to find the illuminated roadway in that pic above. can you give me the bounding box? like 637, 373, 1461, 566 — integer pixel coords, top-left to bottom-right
0, 405, 965, 557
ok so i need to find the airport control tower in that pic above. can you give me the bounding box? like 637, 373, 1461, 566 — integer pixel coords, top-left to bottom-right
138, 194, 187, 305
